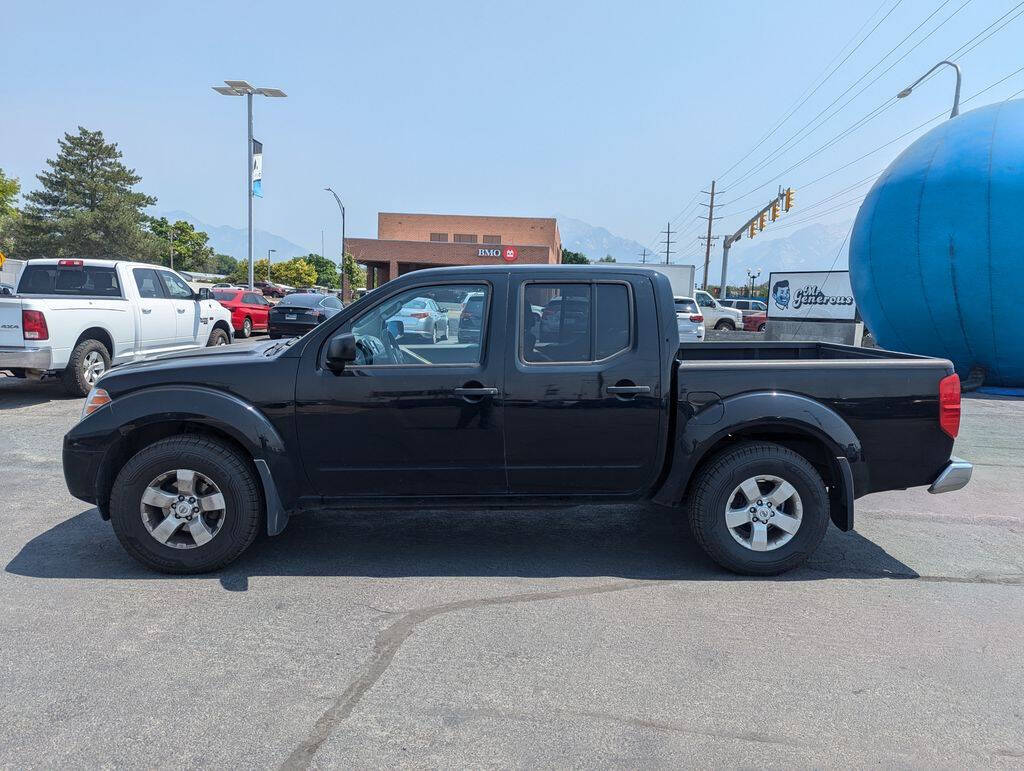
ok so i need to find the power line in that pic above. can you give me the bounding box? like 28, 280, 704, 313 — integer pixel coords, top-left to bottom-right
716, 0, 894, 184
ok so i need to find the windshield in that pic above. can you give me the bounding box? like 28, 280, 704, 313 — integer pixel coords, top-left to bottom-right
212, 290, 239, 301
278, 294, 323, 308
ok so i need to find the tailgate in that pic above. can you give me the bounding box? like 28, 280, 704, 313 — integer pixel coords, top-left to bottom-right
0, 297, 24, 348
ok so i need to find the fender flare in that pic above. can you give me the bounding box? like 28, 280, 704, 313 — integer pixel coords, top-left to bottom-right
654, 391, 864, 531
75, 385, 297, 535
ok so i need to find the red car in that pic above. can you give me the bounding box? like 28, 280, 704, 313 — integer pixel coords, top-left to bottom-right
212, 288, 272, 338
744, 310, 767, 332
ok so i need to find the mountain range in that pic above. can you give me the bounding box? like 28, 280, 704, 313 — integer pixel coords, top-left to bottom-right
160, 209, 853, 277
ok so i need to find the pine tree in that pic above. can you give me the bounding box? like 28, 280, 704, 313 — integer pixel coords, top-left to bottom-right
17, 127, 156, 259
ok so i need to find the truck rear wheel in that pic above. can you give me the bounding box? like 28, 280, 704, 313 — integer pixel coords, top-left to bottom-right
62, 339, 110, 397
686, 441, 829, 575
108, 435, 262, 574
207, 328, 230, 347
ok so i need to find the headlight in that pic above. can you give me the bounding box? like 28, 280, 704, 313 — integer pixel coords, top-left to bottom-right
81, 387, 112, 421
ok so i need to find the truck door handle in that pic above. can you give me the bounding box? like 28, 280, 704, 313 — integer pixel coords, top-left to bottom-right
177, 308, 186, 314
606, 385, 651, 395
454, 386, 499, 397
141, 308, 152, 314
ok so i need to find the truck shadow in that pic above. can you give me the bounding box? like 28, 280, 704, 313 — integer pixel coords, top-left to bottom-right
0, 377, 76, 409
6, 504, 919, 591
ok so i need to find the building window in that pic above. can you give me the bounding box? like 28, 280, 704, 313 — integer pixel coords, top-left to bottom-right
482, 235, 501, 244
454, 233, 478, 243
430, 233, 448, 242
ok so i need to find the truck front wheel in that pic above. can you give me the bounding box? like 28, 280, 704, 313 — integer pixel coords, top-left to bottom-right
62, 339, 111, 397
108, 435, 263, 573
686, 441, 829, 575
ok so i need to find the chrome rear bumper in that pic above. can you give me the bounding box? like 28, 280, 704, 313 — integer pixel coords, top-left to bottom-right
0, 346, 52, 370
928, 456, 973, 494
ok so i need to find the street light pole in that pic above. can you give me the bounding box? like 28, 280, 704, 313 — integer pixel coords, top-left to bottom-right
747, 267, 761, 299
324, 187, 349, 301
896, 60, 962, 119
212, 80, 287, 290
267, 248, 276, 282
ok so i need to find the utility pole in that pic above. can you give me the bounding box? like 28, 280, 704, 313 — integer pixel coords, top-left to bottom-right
267, 248, 276, 282
700, 180, 718, 290
660, 222, 674, 265
169, 228, 175, 272
638, 248, 650, 264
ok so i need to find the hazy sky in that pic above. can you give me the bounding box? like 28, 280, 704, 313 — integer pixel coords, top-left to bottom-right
2, 0, 1021, 261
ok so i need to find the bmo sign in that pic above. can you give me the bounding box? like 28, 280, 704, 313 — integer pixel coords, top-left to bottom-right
478, 246, 518, 262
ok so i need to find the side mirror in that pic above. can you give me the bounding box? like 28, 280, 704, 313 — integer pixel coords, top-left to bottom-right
385, 319, 404, 339
197, 287, 211, 300
326, 333, 358, 373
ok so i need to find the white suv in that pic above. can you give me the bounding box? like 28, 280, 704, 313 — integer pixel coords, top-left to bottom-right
694, 289, 743, 330
0, 258, 233, 395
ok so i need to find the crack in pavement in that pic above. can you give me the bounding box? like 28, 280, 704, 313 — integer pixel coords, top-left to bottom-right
279, 579, 662, 769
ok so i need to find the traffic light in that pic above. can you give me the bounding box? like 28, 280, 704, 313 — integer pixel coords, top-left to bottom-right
758, 212, 767, 231
784, 187, 795, 211
770, 202, 780, 221
748, 222, 757, 239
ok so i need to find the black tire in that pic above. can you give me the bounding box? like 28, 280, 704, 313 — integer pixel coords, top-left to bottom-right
758, 323, 767, 333
686, 441, 829, 575
714, 319, 736, 331
207, 327, 230, 347
62, 339, 110, 397
239, 317, 252, 338
109, 435, 263, 574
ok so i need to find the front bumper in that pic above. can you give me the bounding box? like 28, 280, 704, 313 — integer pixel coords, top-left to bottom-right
0, 346, 52, 370
928, 456, 973, 494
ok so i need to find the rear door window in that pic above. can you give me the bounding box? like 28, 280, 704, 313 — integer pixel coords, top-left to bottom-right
522, 281, 632, 364
19, 264, 122, 297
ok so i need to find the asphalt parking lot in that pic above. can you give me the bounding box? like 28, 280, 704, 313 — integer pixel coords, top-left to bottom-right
1, 358, 1022, 767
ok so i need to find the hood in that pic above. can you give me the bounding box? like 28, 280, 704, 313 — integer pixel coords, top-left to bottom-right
96, 339, 295, 397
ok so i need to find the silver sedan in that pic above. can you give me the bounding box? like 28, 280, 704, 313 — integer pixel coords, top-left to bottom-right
386, 297, 450, 343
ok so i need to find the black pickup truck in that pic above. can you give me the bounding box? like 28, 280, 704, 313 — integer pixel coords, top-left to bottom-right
63, 265, 972, 575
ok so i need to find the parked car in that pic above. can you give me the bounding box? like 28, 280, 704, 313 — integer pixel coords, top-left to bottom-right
63, 264, 971, 576
254, 281, 286, 298
744, 310, 767, 332
212, 288, 272, 338
0, 258, 232, 395
458, 291, 487, 343
694, 289, 743, 330
537, 292, 590, 343
0, 282, 13, 296
386, 297, 449, 343
674, 296, 705, 342
721, 298, 768, 314
212, 283, 234, 289
268, 292, 342, 338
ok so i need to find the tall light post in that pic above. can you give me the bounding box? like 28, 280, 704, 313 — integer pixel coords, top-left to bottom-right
747, 267, 761, 299
324, 187, 348, 301
212, 80, 287, 289
897, 60, 962, 119
267, 248, 276, 283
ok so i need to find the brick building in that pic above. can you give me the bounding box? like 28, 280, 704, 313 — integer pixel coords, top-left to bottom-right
347, 213, 562, 289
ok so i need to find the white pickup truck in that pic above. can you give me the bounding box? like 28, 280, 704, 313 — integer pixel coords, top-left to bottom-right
0, 258, 234, 395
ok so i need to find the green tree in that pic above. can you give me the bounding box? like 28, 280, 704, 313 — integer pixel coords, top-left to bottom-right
209, 253, 239, 276
560, 248, 589, 264
232, 257, 318, 288
343, 253, 366, 289
598, 255, 616, 263
0, 168, 20, 256
148, 217, 215, 273
301, 253, 340, 288
16, 127, 157, 259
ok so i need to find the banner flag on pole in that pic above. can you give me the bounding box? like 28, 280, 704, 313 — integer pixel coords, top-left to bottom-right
251, 139, 263, 198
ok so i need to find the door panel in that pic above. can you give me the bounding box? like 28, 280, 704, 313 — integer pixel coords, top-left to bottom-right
132, 268, 174, 351
294, 277, 508, 498
157, 271, 200, 345
503, 275, 664, 495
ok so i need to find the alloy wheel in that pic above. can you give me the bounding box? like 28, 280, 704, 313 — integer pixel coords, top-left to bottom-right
82, 351, 106, 385
139, 469, 227, 549
724, 474, 803, 552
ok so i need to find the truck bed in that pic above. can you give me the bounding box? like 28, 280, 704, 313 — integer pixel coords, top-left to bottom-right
674, 340, 956, 496
678, 341, 923, 362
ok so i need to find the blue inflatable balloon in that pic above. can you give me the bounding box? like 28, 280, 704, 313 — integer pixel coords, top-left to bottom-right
850, 99, 1024, 387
